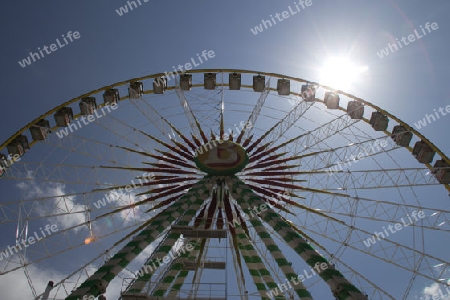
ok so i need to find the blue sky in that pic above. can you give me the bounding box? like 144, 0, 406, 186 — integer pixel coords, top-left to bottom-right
0, 0, 449, 299
1, 1, 449, 150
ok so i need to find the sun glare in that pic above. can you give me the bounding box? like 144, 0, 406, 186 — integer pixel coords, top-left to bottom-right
319, 57, 368, 90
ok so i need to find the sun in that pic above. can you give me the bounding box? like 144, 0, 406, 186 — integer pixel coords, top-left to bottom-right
319, 57, 368, 90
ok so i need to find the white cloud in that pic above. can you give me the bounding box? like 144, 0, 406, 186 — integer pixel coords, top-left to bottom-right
0, 262, 83, 299
7, 173, 172, 299
15, 171, 87, 232
422, 283, 450, 300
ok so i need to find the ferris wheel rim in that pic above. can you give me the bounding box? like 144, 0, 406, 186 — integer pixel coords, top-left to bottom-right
2, 69, 448, 194
0, 69, 449, 300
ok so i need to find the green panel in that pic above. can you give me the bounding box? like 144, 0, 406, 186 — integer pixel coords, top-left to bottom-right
275, 221, 289, 228
159, 245, 173, 253
193, 199, 204, 205
273, 223, 284, 231
131, 246, 144, 255
102, 273, 115, 282
293, 245, 308, 253
266, 244, 280, 252
275, 258, 291, 267
243, 256, 252, 263
163, 276, 175, 283
338, 283, 364, 292
306, 256, 327, 266
151, 220, 163, 226
185, 209, 197, 215
139, 273, 152, 281
252, 256, 263, 263
118, 259, 129, 268
89, 286, 99, 296
244, 245, 253, 251
167, 233, 180, 239
153, 289, 165, 297
297, 289, 313, 298
137, 230, 152, 237
170, 263, 183, 271
249, 220, 263, 227
285, 232, 300, 243
155, 225, 166, 233
114, 252, 128, 259
127, 241, 144, 247
258, 231, 271, 239
97, 265, 114, 273
266, 282, 278, 289
259, 269, 271, 276
285, 273, 297, 279
79, 281, 97, 288
237, 233, 247, 239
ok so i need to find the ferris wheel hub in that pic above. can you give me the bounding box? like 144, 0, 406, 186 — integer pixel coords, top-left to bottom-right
194, 140, 248, 175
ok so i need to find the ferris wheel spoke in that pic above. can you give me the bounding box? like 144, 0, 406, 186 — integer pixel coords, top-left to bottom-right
2, 197, 153, 272
302, 223, 448, 287
180, 88, 223, 132
282, 216, 396, 299
290, 115, 360, 156
127, 192, 209, 296
2, 162, 155, 196
249, 112, 358, 167
0, 166, 161, 212
223, 234, 247, 299
305, 168, 440, 191
229, 192, 315, 299
228, 176, 367, 299
32, 218, 157, 300
236, 76, 271, 143
128, 97, 176, 139
35, 133, 138, 169
148, 238, 192, 296
98, 108, 169, 151
68, 177, 212, 299
302, 193, 450, 232
243, 222, 295, 288
293, 202, 449, 284
1, 218, 141, 275
85, 112, 155, 152
245, 101, 315, 156
232, 224, 284, 299
293, 202, 447, 268
263, 100, 314, 148
174, 77, 205, 138
215, 186, 286, 299
298, 135, 400, 171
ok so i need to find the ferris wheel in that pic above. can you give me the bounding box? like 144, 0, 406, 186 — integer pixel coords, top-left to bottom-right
0, 69, 449, 300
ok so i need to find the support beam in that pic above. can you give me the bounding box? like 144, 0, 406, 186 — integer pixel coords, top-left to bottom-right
171, 225, 227, 239
182, 260, 226, 270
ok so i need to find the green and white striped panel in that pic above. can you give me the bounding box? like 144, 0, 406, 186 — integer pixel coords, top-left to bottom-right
228, 178, 312, 300
66, 177, 211, 300
229, 176, 368, 300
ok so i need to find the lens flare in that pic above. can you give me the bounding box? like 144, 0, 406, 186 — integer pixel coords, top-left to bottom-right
319, 57, 368, 90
